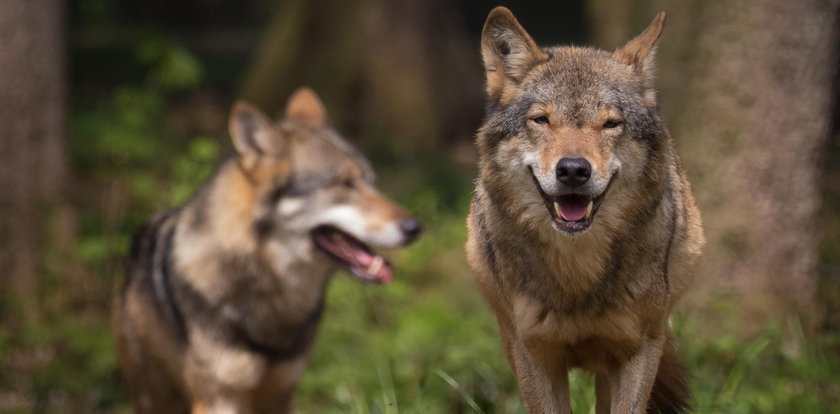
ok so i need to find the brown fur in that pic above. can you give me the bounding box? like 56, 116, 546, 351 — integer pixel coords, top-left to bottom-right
467, 8, 704, 413
114, 88, 419, 413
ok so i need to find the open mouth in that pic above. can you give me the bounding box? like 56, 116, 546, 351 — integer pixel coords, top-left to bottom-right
312, 226, 393, 284
528, 167, 614, 234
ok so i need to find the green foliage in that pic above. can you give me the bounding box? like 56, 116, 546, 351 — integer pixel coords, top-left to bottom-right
69, 37, 218, 270
136, 38, 204, 91
170, 137, 221, 205
23, 318, 123, 411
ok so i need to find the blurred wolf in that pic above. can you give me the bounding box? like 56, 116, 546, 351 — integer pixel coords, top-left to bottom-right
114, 88, 422, 413
466, 7, 704, 414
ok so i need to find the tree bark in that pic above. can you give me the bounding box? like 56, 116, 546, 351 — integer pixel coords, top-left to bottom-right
590, 0, 839, 330
0, 0, 68, 318
239, 0, 484, 149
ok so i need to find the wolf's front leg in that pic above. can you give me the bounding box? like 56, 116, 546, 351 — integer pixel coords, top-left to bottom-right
607, 335, 666, 413
190, 395, 252, 414
595, 374, 611, 414
508, 337, 572, 414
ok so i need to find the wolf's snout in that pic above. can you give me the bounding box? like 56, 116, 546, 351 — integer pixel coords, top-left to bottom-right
399, 218, 423, 244
556, 158, 591, 188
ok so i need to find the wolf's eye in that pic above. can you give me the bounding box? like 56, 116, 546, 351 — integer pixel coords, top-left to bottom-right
531, 116, 549, 125
342, 178, 356, 188
603, 120, 622, 129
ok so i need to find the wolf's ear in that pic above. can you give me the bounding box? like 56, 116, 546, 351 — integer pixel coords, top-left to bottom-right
229, 101, 286, 158
285, 87, 328, 127
481, 7, 548, 103
614, 11, 666, 78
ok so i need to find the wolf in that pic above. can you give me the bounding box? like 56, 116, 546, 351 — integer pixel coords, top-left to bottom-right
113, 88, 422, 413
466, 7, 704, 414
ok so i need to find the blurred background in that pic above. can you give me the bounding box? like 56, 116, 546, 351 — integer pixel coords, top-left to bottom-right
1, 0, 839, 412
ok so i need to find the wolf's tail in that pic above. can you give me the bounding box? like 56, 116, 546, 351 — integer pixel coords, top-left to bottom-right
648, 337, 691, 413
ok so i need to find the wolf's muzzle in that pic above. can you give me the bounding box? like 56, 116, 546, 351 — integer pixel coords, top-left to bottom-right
556, 157, 591, 188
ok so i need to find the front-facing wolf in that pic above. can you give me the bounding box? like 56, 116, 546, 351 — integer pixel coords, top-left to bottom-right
466, 7, 704, 414
114, 88, 422, 413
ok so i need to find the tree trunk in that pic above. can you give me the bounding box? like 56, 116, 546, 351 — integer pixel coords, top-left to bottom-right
239, 0, 484, 150
0, 0, 68, 319
590, 0, 839, 331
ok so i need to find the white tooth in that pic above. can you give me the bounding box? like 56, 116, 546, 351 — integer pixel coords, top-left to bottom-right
584, 201, 593, 220
554, 201, 562, 217
367, 256, 383, 275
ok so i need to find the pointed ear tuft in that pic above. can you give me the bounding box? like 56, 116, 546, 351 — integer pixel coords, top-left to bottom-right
285, 87, 328, 127
229, 101, 285, 158
613, 11, 666, 75
481, 7, 548, 103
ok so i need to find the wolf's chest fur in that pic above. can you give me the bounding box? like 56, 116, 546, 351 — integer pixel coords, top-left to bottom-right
468, 180, 676, 369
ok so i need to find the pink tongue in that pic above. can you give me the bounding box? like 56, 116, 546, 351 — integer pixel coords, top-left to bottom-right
558, 202, 588, 222
355, 251, 374, 266
353, 251, 393, 284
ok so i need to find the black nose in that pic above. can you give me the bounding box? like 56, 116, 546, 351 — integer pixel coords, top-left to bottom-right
556, 158, 591, 188
399, 218, 422, 243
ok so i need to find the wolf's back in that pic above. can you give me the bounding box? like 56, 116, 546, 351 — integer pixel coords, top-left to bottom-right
118, 207, 187, 341
124, 209, 180, 287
